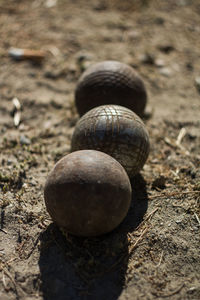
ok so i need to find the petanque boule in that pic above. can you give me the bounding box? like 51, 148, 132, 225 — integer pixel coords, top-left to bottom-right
75, 60, 147, 117
71, 105, 150, 177
44, 150, 132, 237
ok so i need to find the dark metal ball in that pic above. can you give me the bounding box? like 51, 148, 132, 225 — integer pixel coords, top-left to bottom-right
71, 105, 150, 176
75, 60, 147, 117
44, 150, 132, 237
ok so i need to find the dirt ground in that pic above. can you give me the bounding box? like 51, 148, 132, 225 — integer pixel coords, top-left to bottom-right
0, 0, 200, 299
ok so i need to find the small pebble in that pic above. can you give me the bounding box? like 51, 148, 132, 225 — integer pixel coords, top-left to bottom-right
7, 159, 13, 166
159, 67, 172, 77
76, 52, 94, 72
20, 135, 31, 145
176, 219, 182, 224
1, 126, 7, 133
30, 180, 37, 186
155, 58, 165, 68
76, 52, 93, 64
192, 226, 199, 231
139, 53, 155, 65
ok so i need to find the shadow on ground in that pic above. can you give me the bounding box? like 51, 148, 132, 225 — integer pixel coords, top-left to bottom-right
39, 174, 148, 300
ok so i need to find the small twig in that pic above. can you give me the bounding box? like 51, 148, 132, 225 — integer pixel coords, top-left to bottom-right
2, 271, 8, 291
156, 250, 163, 267
128, 232, 135, 243
132, 208, 159, 233
127, 208, 158, 251
194, 213, 200, 226
25, 234, 40, 259
6, 257, 18, 265
129, 227, 148, 254
89, 227, 149, 278
0, 228, 7, 234
149, 190, 200, 199
2, 267, 18, 294
2, 266, 27, 296
176, 128, 186, 146
145, 207, 159, 221
17, 240, 26, 256
164, 136, 190, 155
153, 283, 184, 298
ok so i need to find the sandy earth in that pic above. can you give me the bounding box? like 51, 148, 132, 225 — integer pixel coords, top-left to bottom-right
0, 0, 200, 299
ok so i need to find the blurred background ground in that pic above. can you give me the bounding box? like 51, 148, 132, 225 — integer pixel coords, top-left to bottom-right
0, 0, 200, 299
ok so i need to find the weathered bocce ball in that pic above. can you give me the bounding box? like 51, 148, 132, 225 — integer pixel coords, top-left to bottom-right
71, 105, 150, 177
75, 60, 147, 117
44, 150, 132, 237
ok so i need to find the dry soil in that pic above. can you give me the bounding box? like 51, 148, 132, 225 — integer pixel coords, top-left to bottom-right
0, 1, 200, 299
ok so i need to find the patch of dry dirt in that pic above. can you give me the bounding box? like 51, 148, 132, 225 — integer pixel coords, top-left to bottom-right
0, 0, 200, 299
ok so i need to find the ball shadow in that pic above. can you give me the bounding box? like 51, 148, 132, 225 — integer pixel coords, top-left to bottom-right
38, 174, 148, 300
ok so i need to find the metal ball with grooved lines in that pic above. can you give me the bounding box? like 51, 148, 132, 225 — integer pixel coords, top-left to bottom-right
71, 105, 150, 177
75, 60, 147, 117
44, 150, 132, 237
